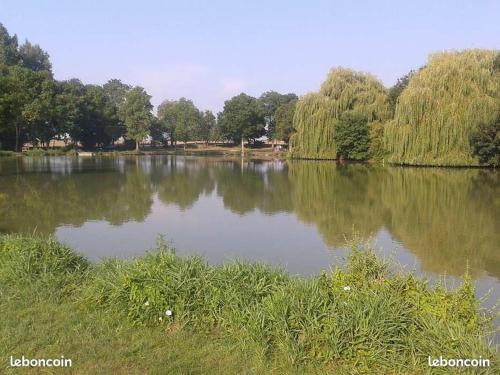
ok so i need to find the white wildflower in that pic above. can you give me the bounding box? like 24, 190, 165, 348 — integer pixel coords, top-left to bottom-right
144, 301, 149, 306
165, 310, 173, 316
343, 286, 351, 291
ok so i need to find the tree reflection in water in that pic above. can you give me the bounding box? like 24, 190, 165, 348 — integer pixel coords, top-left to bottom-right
0, 156, 498, 279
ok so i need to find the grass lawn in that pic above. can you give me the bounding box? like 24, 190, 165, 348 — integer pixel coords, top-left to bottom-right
0, 291, 291, 374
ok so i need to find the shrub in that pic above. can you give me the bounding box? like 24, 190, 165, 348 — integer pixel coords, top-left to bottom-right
470, 117, 500, 166
333, 113, 370, 160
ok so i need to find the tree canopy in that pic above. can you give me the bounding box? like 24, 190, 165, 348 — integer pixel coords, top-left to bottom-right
199, 110, 216, 144
1, 20, 498, 165
0, 23, 19, 66
18, 41, 52, 73
387, 70, 417, 115
384, 49, 500, 166
217, 93, 266, 146
156, 98, 201, 147
274, 100, 297, 143
290, 68, 390, 159
259, 91, 297, 140
0, 23, 128, 151
119, 87, 153, 150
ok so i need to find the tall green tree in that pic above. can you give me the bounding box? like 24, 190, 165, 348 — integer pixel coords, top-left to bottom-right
0, 23, 56, 150
23, 74, 57, 148
18, 41, 52, 73
156, 100, 177, 146
103, 79, 131, 108
199, 110, 216, 144
217, 93, 266, 153
0, 65, 53, 150
119, 87, 153, 151
274, 100, 297, 143
102, 79, 131, 143
385, 49, 499, 166
79, 85, 116, 149
290, 68, 390, 159
52, 79, 86, 147
0, 23, 19, 66
259, 91, 297, 141
173, 98, 201, 149
156, 98, 201, 148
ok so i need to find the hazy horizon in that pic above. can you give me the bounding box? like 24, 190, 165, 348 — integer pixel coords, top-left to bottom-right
1, 0, 499, 112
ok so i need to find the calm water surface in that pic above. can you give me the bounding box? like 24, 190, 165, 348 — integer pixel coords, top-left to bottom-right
0, 155, 498, 305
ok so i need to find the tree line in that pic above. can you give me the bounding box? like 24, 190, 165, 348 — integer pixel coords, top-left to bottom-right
0, 23, 297, 152
2, 23, 497, 165
290, 50, 499, 166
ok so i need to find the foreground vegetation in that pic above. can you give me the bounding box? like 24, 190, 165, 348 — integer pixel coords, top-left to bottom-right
0, 234, 497, 373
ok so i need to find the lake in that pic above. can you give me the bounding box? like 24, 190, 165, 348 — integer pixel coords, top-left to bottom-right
0, 155, 498, 305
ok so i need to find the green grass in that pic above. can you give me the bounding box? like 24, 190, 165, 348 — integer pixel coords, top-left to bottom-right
0, 150, 16, 157
22, 149, 79, 157
0, 234, 498, 374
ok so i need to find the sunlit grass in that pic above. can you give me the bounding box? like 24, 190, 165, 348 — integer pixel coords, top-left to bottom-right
0, 234, 498, 374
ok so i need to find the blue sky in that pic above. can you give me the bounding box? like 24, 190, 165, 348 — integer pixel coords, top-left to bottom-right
1, 0, 499, 112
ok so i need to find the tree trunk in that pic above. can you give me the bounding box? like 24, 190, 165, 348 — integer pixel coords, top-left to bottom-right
135, 140, 140, 151
241, 136, 244, 156
15, 124, 20, 152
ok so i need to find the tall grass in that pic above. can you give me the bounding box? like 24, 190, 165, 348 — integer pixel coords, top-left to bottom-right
0, 234, 497, 373
0, 235, 88, 300
0, 150, 16, 157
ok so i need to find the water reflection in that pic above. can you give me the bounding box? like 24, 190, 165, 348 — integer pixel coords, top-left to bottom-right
0, 156, 498, 281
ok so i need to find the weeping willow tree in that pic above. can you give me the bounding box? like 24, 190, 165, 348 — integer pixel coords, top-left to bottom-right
290, 68, 390, 159
384, 49, 500, 166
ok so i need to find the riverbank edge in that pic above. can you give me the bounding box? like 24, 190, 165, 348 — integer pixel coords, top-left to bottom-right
0, 147, 288, 161
3, 148, 498, 168
0, 234, 497, 374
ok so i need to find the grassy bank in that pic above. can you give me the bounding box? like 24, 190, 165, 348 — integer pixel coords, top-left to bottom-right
93, 144, 287, 160
0, 149, 77, 158
0, 235, 497, 374
0, 145, 287, 160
